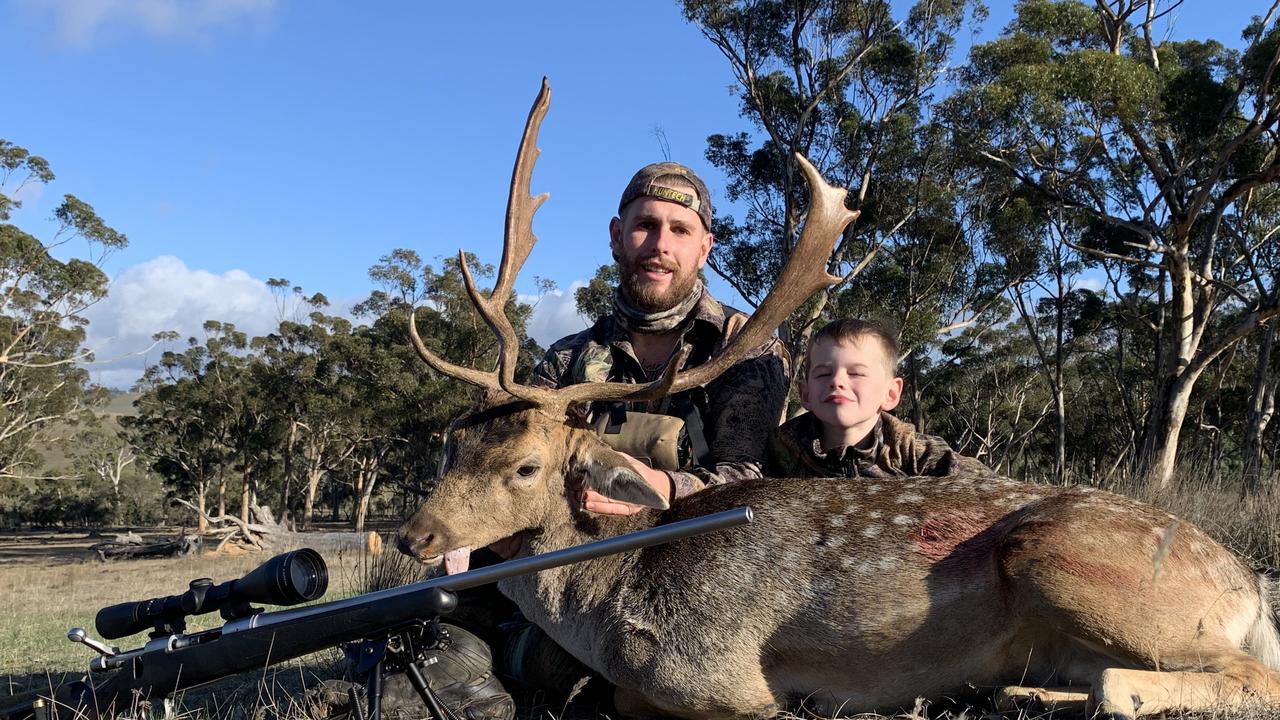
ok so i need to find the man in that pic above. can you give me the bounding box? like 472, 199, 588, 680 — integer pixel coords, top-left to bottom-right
532, 161, 789, 508
416, 163, 789, 718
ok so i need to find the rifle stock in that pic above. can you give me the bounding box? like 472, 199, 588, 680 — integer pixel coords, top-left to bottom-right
1, 506, 752, 720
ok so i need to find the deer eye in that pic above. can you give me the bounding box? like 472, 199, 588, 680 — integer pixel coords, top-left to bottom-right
515, 464, 540, 478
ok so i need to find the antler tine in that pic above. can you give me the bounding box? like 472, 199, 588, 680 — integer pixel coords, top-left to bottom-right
542, 153, 855, 409
665, 154, 855, 392
459, 78, 552, 395
407, 306, 501, 392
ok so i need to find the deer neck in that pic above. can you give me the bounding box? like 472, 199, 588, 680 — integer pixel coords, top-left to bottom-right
497, 484, 657, 657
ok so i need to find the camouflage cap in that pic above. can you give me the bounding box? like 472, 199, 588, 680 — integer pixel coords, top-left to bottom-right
618, 162, 713, 230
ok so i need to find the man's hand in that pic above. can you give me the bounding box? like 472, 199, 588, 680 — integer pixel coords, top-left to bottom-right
581, 452, 674, 516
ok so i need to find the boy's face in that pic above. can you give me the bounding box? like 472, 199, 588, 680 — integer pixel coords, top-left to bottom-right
800, 335, 903, 441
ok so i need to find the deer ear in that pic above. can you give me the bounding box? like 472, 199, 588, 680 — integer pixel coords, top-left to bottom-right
577, 446, 670, 510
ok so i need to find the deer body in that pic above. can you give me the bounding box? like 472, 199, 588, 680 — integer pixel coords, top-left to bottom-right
404, 412, 1279, 718
397, 81, 1280, 718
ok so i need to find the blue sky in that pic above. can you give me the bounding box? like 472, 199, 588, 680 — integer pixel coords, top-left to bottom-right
1, 0, 1260, 387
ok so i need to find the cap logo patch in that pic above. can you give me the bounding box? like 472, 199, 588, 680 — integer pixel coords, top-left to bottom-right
646, 185, 701, 212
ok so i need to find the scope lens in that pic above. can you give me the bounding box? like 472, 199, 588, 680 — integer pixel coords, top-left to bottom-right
285, 549, 327, 601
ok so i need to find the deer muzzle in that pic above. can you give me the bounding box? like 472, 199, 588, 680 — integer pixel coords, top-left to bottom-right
395, 511, 453, 563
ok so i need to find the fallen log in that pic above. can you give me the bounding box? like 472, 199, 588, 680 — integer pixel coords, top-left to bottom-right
90, 534, 199, 562
172, 498, 382, 554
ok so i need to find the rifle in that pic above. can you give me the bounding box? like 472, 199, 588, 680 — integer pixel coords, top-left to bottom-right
1, 507, 752, 720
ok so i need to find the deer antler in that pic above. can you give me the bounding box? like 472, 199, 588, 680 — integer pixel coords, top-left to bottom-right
408, 79, 552, 398
410, 83, 856, 413
548, 153, 856, 407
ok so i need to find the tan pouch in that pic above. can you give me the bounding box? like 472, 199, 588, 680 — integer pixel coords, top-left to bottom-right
593, 410, 689, 471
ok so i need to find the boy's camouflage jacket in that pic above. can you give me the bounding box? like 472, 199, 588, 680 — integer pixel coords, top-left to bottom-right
766, 410, 997, 479
531, 290, 789, 499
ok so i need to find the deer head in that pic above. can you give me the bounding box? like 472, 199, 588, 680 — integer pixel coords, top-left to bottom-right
396, 79, 856, 567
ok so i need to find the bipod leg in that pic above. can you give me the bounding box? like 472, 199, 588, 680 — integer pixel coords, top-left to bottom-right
364, 658, 383, 720
403, 661, 451, 720
347, 686, 366, 720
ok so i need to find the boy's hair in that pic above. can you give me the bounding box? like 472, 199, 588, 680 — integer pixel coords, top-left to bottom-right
807, 318, 900, 377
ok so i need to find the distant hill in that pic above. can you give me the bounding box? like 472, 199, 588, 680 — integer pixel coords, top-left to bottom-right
29, 391, 141, 477
100, 391, 141, 419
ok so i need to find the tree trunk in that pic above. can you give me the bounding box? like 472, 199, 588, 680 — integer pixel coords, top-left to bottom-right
353, 456, 380, 533
907, 351, 925, 432
239, 453, 254, 525
280, 419, 298, 516
302, 462, 324, 531
1139, 370, 1201, 490
217, 468, 227, 518
196, 478, 208, 534
1053, 252, 1066, 486
1243, 324, 1277, 491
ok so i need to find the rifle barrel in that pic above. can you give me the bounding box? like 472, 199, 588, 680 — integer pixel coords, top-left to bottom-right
224, 505, 752, 633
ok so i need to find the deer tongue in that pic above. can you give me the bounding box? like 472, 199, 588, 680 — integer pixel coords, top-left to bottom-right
443, 546, 472, 575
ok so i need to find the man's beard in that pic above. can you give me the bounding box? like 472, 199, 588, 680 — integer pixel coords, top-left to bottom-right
618, 253, 700, 312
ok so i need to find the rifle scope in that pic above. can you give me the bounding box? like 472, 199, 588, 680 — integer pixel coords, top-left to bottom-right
95, 548, 328, 640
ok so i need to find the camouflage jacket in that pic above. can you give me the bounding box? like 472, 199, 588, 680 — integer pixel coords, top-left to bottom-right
531, 291, 789, 499
765, 410, 997, 479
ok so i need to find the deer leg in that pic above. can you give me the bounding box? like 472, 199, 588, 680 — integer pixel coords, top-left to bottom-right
610, 654, 779, 720
1087, 650, 1280, 719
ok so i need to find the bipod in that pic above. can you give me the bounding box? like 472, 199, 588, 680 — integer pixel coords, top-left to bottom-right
346, 614, 460, 720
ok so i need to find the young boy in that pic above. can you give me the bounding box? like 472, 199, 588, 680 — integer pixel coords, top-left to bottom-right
766, 318, 992, 479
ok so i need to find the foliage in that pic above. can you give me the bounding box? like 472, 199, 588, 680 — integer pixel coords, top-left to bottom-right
944, 0, 1280, 487
119, 251, 543, 532
0, 140, 127, 482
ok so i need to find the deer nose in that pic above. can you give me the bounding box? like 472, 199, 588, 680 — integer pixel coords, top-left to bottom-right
395, 531, 436, 559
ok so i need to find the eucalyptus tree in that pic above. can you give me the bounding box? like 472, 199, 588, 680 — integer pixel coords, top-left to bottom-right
1230, 184, 1280, 488
925, 322, 1049, 476
249, 287, 339, 524
948, 0, 1280, 487
346, 249, 542, 530
681, 0, 1015, 394
70, 425, 136, 523
130, 323, 247, 526
0, 139, 127, 480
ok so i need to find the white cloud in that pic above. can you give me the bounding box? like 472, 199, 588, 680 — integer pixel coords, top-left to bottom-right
82, 256, 282, 389
522, 282, 590, 350
80, 260, 585, 389
1074, 276, 1104, 292
25, 0, 278, 47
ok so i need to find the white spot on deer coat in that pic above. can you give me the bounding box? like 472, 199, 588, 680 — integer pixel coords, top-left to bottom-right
892, 514, 913, 526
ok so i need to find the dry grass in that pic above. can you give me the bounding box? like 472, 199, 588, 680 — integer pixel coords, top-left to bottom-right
0, 532, 375, 685
3, 468, 1280, 720
1114, 471, 1280, 573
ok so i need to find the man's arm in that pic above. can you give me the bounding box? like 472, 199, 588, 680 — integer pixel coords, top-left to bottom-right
581, 340, 789, 513
668, 340, 789, 499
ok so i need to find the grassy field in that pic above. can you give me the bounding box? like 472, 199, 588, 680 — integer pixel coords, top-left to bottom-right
0, 530, 386, 696
3, 473, 1279, 720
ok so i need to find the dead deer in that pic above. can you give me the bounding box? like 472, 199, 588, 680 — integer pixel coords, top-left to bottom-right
396, 80, 1280, 720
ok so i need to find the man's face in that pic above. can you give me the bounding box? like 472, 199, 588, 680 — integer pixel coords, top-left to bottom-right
800, 335, 903, 440
609, 196, 713, 312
